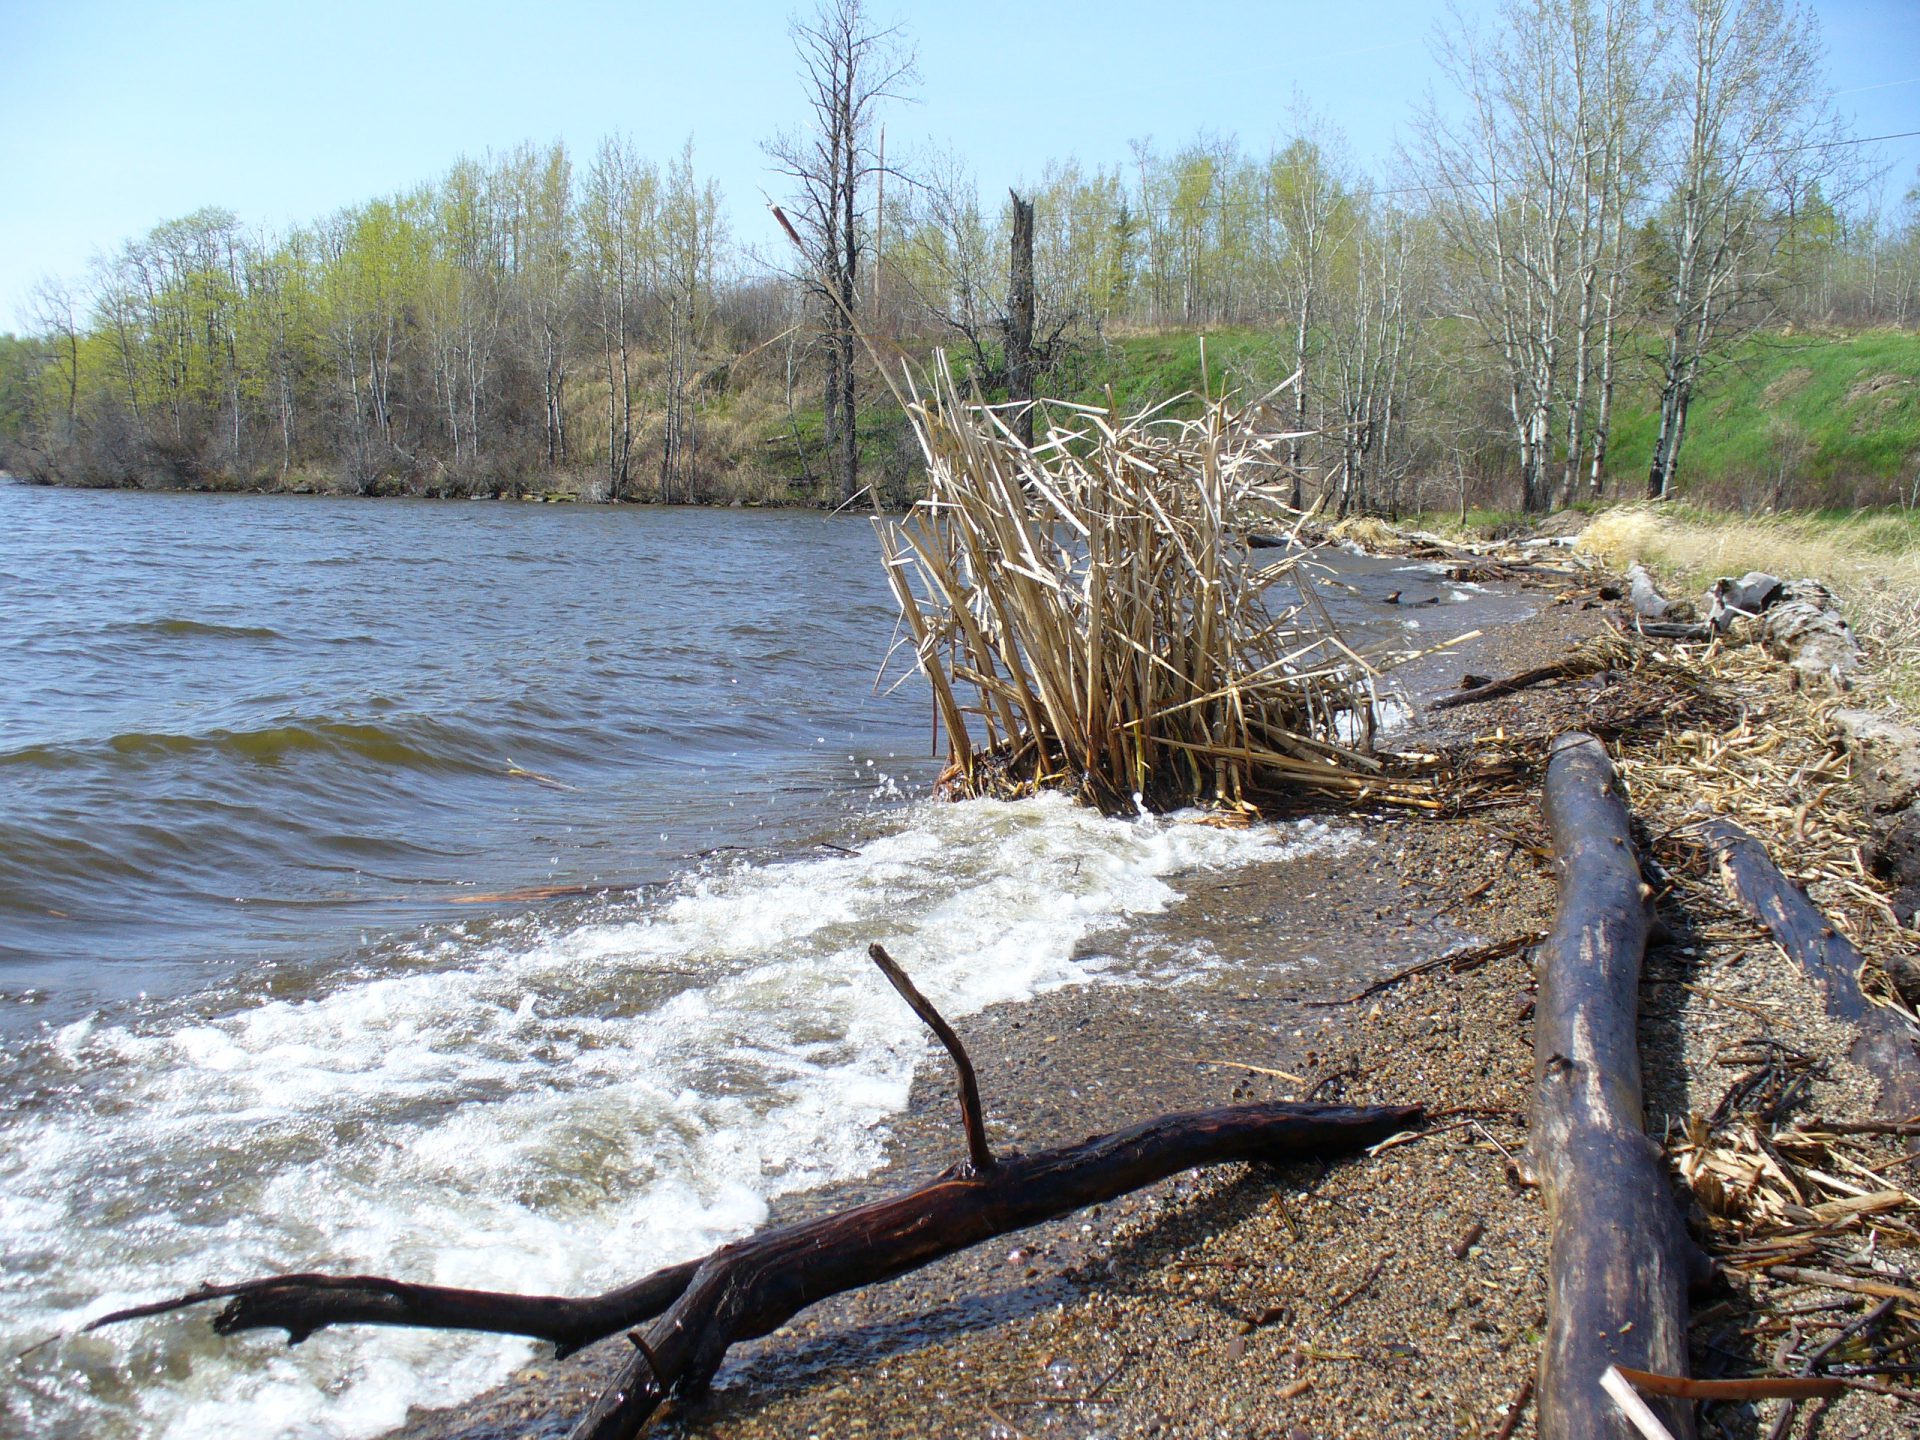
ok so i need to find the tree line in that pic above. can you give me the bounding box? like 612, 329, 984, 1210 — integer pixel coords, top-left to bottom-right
2, 0, 1915, 513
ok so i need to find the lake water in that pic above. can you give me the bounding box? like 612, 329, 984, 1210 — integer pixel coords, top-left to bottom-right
0, 484, 1519, 1438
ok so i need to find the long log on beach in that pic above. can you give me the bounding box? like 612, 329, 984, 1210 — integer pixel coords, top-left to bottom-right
1702, 818, 1920, 1117
92, 944, 1418, 1440
1534, 732, 1696, 1440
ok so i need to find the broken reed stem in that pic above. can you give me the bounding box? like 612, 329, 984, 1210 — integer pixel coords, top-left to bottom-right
878, 353, 1415, 813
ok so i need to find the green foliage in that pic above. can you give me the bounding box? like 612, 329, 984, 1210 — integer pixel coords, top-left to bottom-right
0, 334, 38, 452
12, 75, 1918, 509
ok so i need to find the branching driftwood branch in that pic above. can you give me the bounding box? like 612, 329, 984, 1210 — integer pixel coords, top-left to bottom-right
92, 943, 1419, 1440
1534, 732, 1697, 1440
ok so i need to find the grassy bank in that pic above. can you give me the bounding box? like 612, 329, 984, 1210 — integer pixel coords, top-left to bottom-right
1605, 329, 1920, 508
1576, 503, 1920, 711
1017, 324, 1920, 512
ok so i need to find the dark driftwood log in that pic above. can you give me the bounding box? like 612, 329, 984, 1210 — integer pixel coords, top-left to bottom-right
93, 944, 1418, 1440
1431, 657, 1605, 711
1534, 732, 1695, 1440
85, 1264, 705, 1359
1702, 818, 1920, 1117
570, 1094, 1416, 1440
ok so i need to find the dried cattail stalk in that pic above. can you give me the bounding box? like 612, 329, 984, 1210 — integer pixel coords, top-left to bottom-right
878, 352, 1421, 813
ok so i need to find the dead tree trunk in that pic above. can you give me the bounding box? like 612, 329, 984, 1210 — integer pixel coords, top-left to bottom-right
94, 945, 1418, 1440
1534, 732, 1696, 1440
1006, 190, 1036, 448
1702, 818, 1920, 1117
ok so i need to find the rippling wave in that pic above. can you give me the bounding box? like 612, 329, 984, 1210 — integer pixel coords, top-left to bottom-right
0, 492, 948, 1022
1, 715, 501, 774
116, 618, 287, 641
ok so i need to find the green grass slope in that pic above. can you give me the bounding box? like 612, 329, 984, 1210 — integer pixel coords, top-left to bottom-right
1604, 331, 1920, 505
779, 325, 1915, 510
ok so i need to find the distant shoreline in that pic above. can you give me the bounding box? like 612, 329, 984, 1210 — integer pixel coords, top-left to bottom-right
1, 472, 867, 512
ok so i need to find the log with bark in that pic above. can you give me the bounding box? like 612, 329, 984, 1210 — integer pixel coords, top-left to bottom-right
1701, 818, 1920, 1117
90, 943, 1419, 1440
1533, 732, 1698, 1440
1761, 579, 1860, 690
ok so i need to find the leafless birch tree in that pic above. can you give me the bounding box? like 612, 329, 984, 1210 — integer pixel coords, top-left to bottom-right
1643, 0, 1845, 499
1560, 0, 1665, 504
766, 0, 916, 504
1263, 127, 1351, 505
582, 138, 657, 501
1416, 1, 1588, 513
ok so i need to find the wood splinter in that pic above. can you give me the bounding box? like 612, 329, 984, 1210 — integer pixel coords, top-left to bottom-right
89, 942, 1420, 1440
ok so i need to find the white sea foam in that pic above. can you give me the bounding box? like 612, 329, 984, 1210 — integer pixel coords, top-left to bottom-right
0, 795, 1352, 1439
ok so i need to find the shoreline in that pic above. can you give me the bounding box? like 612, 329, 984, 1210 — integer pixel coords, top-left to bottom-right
380, 829, 1551, 1440
105, 545, 1920, 1439
376, 586, 1594, 1440
0, 472, 846, 512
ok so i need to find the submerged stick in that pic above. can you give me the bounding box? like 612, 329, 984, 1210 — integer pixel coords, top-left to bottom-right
1533, 732, 1697, 1440
1701, 818, 1920, 1117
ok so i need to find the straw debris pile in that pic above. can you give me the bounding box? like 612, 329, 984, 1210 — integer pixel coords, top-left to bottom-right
876, 355, 1413, 814
1672, 1077, 1920, 1406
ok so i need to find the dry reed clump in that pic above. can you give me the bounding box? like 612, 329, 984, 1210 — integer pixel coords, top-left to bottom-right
876, 355, 1420, 815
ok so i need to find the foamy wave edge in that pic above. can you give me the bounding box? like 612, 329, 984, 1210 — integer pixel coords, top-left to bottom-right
1, 793, 1355, 1439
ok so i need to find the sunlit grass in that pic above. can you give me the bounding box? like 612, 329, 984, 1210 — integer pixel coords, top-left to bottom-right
1605, 331, 1920, 505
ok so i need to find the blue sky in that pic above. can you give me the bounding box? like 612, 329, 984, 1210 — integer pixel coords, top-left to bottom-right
2, 0, 1916, 327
